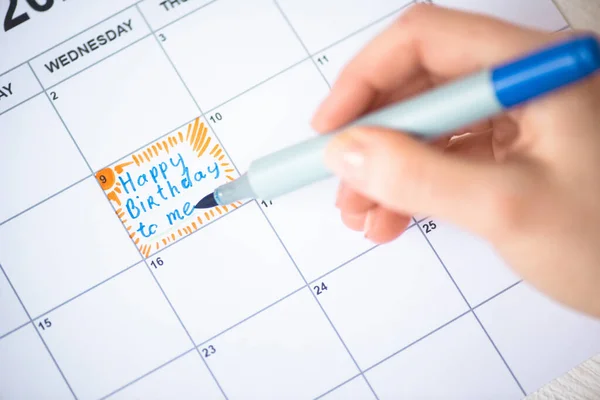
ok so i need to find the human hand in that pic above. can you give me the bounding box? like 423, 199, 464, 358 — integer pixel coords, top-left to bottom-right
311, 4, 600, 317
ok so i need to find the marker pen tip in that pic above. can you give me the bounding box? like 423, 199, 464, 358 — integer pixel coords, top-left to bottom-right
195, 192, 218, 209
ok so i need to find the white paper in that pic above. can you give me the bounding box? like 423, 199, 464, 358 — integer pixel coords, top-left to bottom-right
0, 1, 595, 399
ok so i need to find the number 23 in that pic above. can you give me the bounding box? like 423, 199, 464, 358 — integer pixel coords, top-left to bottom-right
202, 345, 216, 358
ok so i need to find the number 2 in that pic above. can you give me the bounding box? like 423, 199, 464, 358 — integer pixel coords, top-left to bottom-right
4, 0, 30, 32
202, 345, 216, 358
50, 91, 58, 100
4, 0, 55, 32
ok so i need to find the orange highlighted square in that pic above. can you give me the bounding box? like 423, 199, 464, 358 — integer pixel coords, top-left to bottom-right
96, 117, 241, 257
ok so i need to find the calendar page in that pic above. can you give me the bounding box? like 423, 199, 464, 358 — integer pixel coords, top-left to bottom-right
1, 1, 599, 399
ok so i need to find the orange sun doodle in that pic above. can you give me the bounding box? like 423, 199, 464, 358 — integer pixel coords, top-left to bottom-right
95, 117, 242, 257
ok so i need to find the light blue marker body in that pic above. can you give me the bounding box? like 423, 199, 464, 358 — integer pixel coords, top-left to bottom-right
213, 35, 600, 205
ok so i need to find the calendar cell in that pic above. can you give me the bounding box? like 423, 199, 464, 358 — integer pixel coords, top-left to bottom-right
51, 36, 198, 170
0, 325, 73, 400
433, 0, 567, 31
156, 0, 306, 111
420, 219, 520, 306
366, 313, 523, 399
0, 266, 28, 338
319, 377, 376, 400
209, 61, 328, 173
476, 283, 600, 394
30, 7, 150, 88
314, 10, 405, 86
0, 94, 89, 223
315, 227, 468, 368
94, 117, 240, 258
153, 202, 304, 343
109, 351, 224, 400
212, 60, 375, 281
204, 289, 358, 399
138, 0, 215, 30
276, 0, 411, 54
37, 262, 192, 400
0, 177, 142, 317
0, 64, 42, 114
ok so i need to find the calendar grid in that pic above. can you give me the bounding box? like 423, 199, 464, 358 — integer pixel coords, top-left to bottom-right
0, 1, 556, 398
313, 374, 365, 400
0, 174, 89, 228
32, 261, 142, 326
362, 309, 470, 373
473, 280, 522, 310
416, 224, 527, 396
0, 239, 526, 400
134, 3, 242, 189
0, 2, 144, 81
472, 310, 526, 393
273, 0, 332, 89
258, 206, 382, 399
0, 91, 42, 118
100, 273, 523, 400
0, 320, 28, 341
27, 62, 93, 173
136, 2, 380, 396
0, 263, 77, 399
0, 0, 414, 228
28, 13, 232, 395
98, 347, 198, 400
109, 268, 522, 399
42, 33, 153, 92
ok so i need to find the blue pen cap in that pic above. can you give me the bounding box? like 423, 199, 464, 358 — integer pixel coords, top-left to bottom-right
492, 34, 600, 108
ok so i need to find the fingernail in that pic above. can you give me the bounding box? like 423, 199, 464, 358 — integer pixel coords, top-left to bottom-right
325, 131, 367, 183
364, 209, 376, 239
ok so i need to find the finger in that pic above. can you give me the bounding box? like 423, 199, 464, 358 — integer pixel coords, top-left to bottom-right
364, 206, 412, 244
340, 210, 367, 232
324, 126, 530, 237
312, 72, 431, 132
336, 182, 376, 214
312, 3, 559, 132
445, 130, 496, 160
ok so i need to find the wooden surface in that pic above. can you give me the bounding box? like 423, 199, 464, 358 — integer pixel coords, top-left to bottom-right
525, 1, 600, 399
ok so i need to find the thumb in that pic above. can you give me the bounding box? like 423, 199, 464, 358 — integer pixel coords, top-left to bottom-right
323, 126, 522, 236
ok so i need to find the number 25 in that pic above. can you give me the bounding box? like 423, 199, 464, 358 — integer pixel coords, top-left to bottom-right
422, 220, 437, 233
